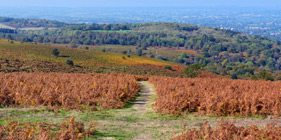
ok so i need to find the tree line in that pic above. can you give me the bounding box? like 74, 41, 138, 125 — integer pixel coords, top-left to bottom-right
1, 22, 281, 73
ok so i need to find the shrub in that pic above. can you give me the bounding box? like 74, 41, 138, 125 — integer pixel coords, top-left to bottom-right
66, 60, 74, 66
236, 68, 254, 76
52, 49, 60, 57
101, 48, 106, 52
156, 55, 164, 60
231, 73, 238, 79
122, 51, 127, 54
184, 64, 204, 78
164, 65, 172, 70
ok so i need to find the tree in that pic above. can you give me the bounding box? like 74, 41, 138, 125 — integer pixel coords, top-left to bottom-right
66, 60, 74, 66
52, 49, 60, 57
122, 51, 127, 54
156, 55, 165, 60
179, 52, 187, 59
231, 73, 238, 79
6, 34, 13, 40
277, 41, 281, 46
203, 52, 210, 57
184, 64, 204, 78
136, 49, 143, 56
245, 61, 254, 66
255, 71, 274, 81
104, 24, 111, 30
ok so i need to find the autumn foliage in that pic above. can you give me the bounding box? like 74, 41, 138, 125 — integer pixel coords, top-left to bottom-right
174, 120, 281, 140
149, 76, 281, 116
0, 117, 96, 140
0, 73, 141, 110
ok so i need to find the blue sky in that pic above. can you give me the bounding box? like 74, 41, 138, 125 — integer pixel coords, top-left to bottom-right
1, 0, 281, 7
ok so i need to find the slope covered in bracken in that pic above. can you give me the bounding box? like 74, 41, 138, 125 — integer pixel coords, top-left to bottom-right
0, 73, 141, 110
149, 76, 281, 116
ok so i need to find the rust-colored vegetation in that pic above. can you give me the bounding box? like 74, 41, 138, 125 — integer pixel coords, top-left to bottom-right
0, 73, 141, 110
149, 76, 281, 116
0, 117, 96, 140
174, 120, 281, 140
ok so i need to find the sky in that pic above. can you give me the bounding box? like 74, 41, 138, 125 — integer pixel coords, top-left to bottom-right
1, 0, 281, 8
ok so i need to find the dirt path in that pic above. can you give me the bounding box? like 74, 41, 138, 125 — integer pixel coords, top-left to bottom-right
132, 81, 153, 114
131, 81, 155, 140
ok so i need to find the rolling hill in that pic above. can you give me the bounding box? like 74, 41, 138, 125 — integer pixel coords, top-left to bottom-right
1, 17, 281, 80
0, 39, 184, 76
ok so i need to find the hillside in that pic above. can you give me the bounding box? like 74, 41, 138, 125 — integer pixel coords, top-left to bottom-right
0, 39, 184, 76
1, 18, 281, 80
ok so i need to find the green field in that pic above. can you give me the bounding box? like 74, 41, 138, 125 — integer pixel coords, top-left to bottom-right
0, 23, 15, 29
